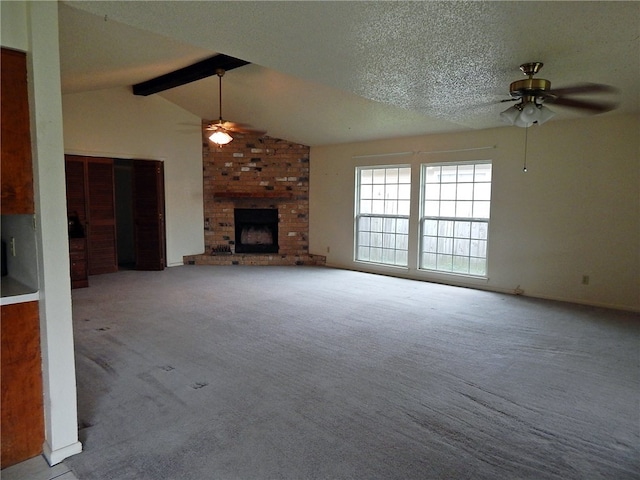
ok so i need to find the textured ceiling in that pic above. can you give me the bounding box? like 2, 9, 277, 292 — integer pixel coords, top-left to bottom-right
59, 1, 639, 146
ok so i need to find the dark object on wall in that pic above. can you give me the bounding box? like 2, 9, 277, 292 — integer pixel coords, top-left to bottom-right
1, 240, 7, 277
67, 213, 85, 238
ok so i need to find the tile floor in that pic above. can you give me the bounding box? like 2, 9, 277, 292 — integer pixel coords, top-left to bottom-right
1, 455, 78, 480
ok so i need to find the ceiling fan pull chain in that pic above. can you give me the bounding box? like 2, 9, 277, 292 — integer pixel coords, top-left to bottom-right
523, 126, 529, 173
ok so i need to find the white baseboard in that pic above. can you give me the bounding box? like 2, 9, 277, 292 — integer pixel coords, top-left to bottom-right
42, 440, 83, 466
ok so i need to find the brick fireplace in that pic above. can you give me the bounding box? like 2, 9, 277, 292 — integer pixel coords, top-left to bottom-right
184, 130, 325, 266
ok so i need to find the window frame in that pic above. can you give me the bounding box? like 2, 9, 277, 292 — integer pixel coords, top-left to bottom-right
418, 160, 492, 278
354, 165, 411, 268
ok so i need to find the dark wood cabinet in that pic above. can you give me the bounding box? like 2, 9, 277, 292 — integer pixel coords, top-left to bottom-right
1, 301, 45, 468
1, 48, 34, 215
69, 238, 88, 289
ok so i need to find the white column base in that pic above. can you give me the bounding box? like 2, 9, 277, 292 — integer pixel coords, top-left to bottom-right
43, 440, 83, 466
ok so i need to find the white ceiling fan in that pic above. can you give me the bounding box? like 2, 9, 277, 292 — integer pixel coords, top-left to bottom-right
499, 62, 618, 127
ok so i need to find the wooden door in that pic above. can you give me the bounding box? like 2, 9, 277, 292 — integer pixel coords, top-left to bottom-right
86, 158, 118, 274
65, 155, 118, 275
1, 48, 34, 214
133, 160, 166, 270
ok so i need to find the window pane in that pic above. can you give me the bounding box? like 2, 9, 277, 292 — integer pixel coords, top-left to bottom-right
438, 237, 453, 254
438, 220, 454, 237
474, 183, 491, 201
425, 166, 440, 183
399, 167, 412, 183
424, 200, 440, 216
470, 239, 487, 257
437, 254, 453, 270
422, 252, 437, 269
423, 219, 438, 236
425, 186, 440, 200
457, 164, 474, 182
383, 217, 396, 231
453, 255, 470, 273
386, 168, 399, 183
371, 232, 382, 247
473, 201, 491, 218
441, 183, 456, 200
454, 221, 471, 238
384, 200, 398, 215
398, 184, 411, 200
457, 183, 473, 200
359, 216, 370, 230
373, 169, 386, 184
475, 164, 492, 182
360, 169, 373, 184
423, 235, 437, 252
470, 257, 487, 275
372, 184, 385, 199
456, 201, 473, 217
441, 201, 456, 217
471, 221, 488, 239
360, 184, 373, 200
397, 218, 409, 234
360, 200, 372, 214
454, 238, 470, 256
397, 200, 411, 216
371, 217, 383, 231
441, 165, 457, 182
372, 200, 385, 214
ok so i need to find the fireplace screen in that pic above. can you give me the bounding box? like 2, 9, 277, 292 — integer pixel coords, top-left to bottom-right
234, 208, 279, 253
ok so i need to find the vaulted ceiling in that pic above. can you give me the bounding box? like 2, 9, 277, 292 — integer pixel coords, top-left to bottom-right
59, 1, 639, 146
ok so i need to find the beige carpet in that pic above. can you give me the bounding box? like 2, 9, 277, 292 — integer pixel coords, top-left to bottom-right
65, 266, 639, 479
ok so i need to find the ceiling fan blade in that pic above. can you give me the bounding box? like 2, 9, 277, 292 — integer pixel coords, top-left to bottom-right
547, 83, 617, 96
548, 97, 618, 113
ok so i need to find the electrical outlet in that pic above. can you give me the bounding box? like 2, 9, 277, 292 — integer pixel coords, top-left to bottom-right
582, 275, 590, 285
326, 246, 330, 253
10, 237, 16, 256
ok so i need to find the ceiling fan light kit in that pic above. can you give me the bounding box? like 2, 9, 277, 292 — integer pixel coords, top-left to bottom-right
206, 67, 266, 146
500, 101, 556, 128
209, 129, 233, 145
499, 62, 616, 128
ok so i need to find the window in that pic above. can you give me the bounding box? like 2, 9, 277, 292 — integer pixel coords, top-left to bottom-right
355, 166, 411, 267
420, 162, 492, 276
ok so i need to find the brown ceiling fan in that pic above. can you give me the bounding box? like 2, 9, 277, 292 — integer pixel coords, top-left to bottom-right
205, 68, 266, 145
499, 62, 618, 127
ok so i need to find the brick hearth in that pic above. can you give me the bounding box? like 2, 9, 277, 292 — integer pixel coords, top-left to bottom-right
184, 130, 325, 266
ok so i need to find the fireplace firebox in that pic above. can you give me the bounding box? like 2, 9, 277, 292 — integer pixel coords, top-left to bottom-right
234, 208, 279, 254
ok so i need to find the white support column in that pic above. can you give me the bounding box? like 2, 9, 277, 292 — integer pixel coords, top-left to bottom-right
26, 1, 82, 465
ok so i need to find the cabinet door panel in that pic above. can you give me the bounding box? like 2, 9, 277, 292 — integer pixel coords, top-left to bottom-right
1, 48, 34, 214
1, 302, 44, 468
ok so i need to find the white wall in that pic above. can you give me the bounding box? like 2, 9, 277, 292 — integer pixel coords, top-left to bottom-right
62, 87, 204, 266
310, 114, 640, 311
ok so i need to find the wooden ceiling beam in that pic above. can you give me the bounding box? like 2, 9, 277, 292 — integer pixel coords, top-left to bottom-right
132, 54, 250, 96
